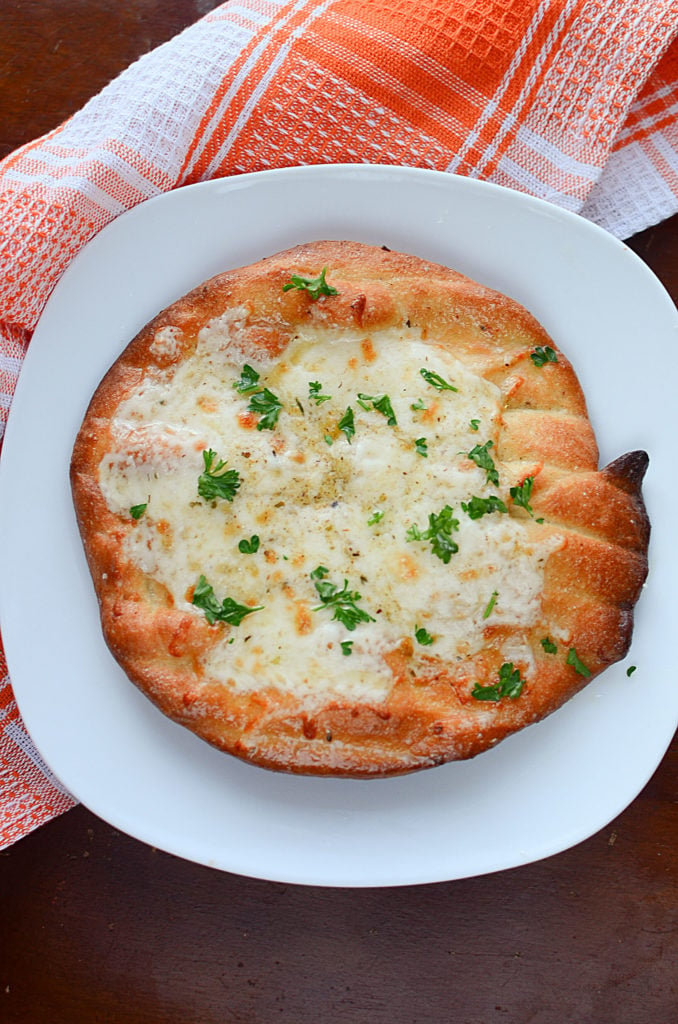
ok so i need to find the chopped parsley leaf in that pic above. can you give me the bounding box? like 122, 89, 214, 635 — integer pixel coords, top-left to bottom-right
470, 418, 480, 431
247, 387, 283, 431
129, 502, 147, 520
198, 449, 241, 502
367, 509, 385, 526
461, 494, 507, 520
467, 440, 499, 486
233, 364, 260, 393
310, 565, 375, 631
282, 267, 338, 300
541, 636, 558, 654
406, 504, 460, 564
410, 398, 427, 411
567, 647, 591, 677
308, 380, 331, 405
415, 437, 428, 457
626, 665, 637, 677
420, 368, 458, 392
482, 591, 498, 619
530, 345, 558, 367
415, 625, 434, 646
472, 662, 525, 702
357, 392, 397, 426
510, 476, 535, 516
341, 640, 354, 656
238, 535, 260, 554
338, 406, 355, 443
192, 575, 263, 626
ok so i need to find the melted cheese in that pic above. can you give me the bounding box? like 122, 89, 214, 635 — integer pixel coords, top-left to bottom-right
99, 316, 556, 703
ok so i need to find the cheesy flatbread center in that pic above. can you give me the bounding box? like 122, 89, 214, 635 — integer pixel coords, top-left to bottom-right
71, 241, 649, 776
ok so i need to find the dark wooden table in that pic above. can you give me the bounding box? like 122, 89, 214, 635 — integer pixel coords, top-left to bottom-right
1, 4, 677, 1022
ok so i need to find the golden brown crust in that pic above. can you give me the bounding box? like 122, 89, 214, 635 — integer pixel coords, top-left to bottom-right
70, 241, 650, 777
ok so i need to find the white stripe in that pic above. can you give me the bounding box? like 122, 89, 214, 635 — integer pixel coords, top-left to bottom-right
651, 130, 678, 178
514, 124, 600, 177
201, 0, 339, 180
0, 391, 13, 410
446, 0, 555, 174
5, 720, 73, 797
470, 0, 577, 179
223, 2, 287, 25
0, 352, 23, 375
3, 169, 127, 216
495, 154, 583, 210
183, 0, 312, 180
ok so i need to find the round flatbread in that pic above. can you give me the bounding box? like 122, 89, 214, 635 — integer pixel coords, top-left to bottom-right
70, 241, 650, 776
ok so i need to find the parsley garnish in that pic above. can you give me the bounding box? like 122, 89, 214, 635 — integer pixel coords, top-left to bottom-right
247, 387, 283, 431
530, 345, 558, 367
510, 476, 535, 516
198, 449, 241, 502
467, 440, 499, 486
238, 535, 260, 554
470, 418, 480, 431
338, 406, 355, 443
482, 591, 498, 619
461, 495, 507, 520
415, 625, 434, 646
541, 636, 558, 654
192, 575, 263, 626
282, 267, 338, 300
406, 504, 460, 563
129, 503, 147, 520
410, 398, 427, 411
420, 368, 458, 392
472, 662, 525, 702
341, 640, 354, 656
414, 437, 428, 457
308, 381, 331, 405
357, 393, 397, 426
626, 665, 637, 677
310, 565, 375, 631
567, 647, 591, 677
233, 364, 260, 393
367, 509, 385, 526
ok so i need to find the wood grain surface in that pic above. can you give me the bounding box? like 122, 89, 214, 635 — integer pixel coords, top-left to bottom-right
1, 4, 677, 1022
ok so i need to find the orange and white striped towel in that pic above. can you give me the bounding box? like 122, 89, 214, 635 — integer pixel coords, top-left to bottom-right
2, 0, 677, 848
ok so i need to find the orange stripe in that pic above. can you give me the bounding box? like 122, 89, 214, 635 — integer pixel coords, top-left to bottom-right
180, 0, 315, 184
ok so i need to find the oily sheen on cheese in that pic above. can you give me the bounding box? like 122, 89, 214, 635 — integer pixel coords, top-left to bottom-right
71, 241, 650, 776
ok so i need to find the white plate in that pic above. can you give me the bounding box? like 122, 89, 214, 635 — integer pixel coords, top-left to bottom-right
1, 165, 676, 887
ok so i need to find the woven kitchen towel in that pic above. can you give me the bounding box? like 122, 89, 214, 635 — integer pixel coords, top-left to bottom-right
1, 0, 677, 848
